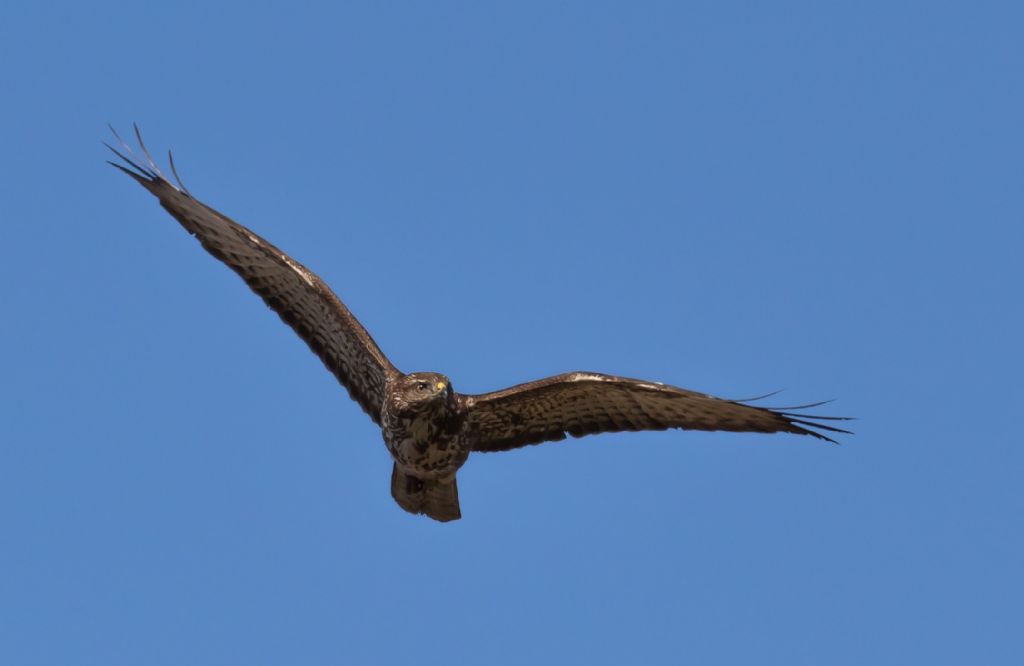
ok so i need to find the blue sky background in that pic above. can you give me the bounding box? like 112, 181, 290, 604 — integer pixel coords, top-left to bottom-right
1, 1, 1021, 664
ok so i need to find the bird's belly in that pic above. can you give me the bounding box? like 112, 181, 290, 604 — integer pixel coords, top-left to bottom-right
383, 415, 467, 479
387, 436, 467, 479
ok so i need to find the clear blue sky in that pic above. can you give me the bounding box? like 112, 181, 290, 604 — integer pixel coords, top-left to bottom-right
1, 1, 1021, 664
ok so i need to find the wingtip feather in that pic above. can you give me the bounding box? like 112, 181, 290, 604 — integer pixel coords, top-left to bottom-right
167, 149, 192, 196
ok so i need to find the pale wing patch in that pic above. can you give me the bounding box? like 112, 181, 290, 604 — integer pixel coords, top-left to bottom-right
568, 372, 609, 382
281, 255, 315, 287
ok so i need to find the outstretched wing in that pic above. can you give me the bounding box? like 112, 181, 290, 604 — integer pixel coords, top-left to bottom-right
463, 372, 851, 452
107, 127, 399, 423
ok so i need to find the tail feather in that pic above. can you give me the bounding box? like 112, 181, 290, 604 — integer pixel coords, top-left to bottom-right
390, 465, 461, 522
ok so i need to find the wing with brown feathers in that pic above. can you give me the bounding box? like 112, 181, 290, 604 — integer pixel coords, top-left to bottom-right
107, 127, 399, 423
463, 372, 851, 452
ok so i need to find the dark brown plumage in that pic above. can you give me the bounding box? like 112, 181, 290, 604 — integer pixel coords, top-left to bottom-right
461, 372, 849, 452
107, 126, 851, 523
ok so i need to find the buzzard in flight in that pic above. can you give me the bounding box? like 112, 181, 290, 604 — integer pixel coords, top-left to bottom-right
107, 126, 851, 522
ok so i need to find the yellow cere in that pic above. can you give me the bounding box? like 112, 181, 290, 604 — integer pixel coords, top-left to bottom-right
436, 381, 447, 390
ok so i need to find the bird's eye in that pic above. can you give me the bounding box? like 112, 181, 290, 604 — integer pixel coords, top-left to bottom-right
417, 382, 428, 391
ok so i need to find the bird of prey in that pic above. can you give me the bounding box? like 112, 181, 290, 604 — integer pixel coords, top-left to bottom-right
106, 126, 851, 522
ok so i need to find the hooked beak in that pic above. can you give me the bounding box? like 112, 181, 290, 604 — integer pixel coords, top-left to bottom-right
442, 382, 456, 409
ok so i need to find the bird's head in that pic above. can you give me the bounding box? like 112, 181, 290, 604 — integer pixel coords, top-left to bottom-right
396, 372, 455, 413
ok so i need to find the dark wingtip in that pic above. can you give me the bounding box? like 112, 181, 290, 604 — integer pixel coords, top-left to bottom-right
132, 123, 165, 178
790, 417, 855, 445
809, 431, 841, 445
732, 390, 854, 443
167, 149, 192, 196
731, 389, 785, 403
106, 125, 189, 194
736, 392, 857, 445
779, 412, 856, 422
770, 399, 837, 411
107, 123, 130, 152
103, 140, 149, 174
106, 159, 150, 184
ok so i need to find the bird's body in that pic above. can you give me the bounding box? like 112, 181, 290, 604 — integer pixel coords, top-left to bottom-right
381, 373, 466, 479
107, 126, 851, 522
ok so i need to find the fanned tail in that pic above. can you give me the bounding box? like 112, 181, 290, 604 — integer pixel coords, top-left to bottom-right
390, 465, 461, 522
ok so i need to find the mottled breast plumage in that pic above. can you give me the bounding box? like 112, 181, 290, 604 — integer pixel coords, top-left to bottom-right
381, 373, 468, 479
